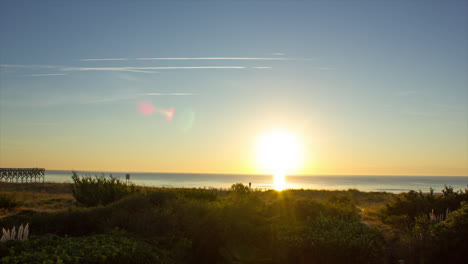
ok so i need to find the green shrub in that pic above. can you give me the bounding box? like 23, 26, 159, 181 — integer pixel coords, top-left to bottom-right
0, 232, 168, 264
0, 186, 400, 263
0, 191, 180, 237
428, 201, 468, 263
178, 197, 270, 263
379, 187, 468, 263
276, 215, 384, 263
0, 193, 22, 210
230, 183, 250, 194
293, 198, 360, 221
71, 172, 138, 207
380, 186, 468, 233
180, 189, 217, 201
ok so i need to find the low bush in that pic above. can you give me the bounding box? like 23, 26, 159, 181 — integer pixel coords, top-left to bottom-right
71, 172, 138, 207
0, 232, 168, 264
0, 191, 179, 237
276, 215, 384, 263
293, 198, 360, 221
379, 186, 468, 263
427, 201, 468, 263
0, 193, 22, 211
230, 183, 250, 194
8, 184, 464, 263
179, 188, 218, 201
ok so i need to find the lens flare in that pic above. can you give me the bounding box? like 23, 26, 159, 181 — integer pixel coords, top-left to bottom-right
176, 108, 195, 133
156, 107, 175, 121
138, 102, 155, 115
138, 102, 175, 121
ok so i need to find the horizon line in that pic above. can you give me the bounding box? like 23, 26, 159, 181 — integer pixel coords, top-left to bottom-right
41, 169, 468, 177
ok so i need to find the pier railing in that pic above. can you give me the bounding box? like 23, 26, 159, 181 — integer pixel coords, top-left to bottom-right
0, 168, 45, 183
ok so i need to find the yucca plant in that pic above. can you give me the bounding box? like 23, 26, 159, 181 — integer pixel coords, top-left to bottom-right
0, 223, 29, 242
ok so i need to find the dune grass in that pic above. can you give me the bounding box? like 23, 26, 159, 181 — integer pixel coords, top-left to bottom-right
0, 182, 74, 216
1, 178, 466, 264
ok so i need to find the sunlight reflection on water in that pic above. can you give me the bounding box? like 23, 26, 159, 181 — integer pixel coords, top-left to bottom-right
44, 171, 468, 193
274, 173, 287, 191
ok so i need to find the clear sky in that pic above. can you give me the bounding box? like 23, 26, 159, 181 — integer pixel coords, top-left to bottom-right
1, 0, 467, 176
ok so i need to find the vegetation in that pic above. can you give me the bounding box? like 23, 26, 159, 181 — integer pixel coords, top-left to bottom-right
0, 193, 22, 211
71, 172, 138, 207
0, 232, 166, 264
0, 182, 74, 215
276, 215, 383, 263
379, 186, 468, 263
0, 175, 467, 264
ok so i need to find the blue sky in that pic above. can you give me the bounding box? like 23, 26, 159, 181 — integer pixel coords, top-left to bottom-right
1, 0, 467, 175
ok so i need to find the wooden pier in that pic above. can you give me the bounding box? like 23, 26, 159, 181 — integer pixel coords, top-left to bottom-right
0, 168, 45, 183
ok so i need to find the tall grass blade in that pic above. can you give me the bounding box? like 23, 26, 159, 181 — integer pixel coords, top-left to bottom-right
18, 224, 24, 241
23, 223, 29, 240
11, 226, 16, 240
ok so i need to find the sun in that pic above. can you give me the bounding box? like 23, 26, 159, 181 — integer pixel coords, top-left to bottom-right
257, 131, 302, 190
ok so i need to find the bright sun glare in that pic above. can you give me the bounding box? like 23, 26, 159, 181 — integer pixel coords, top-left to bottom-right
257, 131, 302, 191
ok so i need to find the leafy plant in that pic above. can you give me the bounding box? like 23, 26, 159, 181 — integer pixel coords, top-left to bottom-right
379, 186, 468, 263
0, 193, 22, 211
5, 183, 465, 263
276, 215, 384, 263
71, 172, 138, 207
230, 183, 250, 194
380, 186, 468, 233
0, 232, 167, 264
428, 201, 468, 263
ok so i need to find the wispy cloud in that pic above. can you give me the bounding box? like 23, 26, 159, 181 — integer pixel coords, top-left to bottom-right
137, 93, 197, 96
25, 73, 67, 77
81, 93, 197, 105
2, 56, 324, 77
81, 97, 135, 105
0, 64, 59, 69
125, 70, 159, 73
135, 57, 291, 60
80, 58, 129, 61
62, 66, 331, 72
61, 66, 246, 72
61, 67, 160, 73
79, 57, 311, 61
272, 53, 286, 56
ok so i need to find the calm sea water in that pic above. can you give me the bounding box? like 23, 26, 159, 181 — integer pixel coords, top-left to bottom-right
43, 170, 467, 193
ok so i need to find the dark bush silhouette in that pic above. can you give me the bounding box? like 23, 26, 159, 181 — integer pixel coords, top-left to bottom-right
0, 193, 22, 211
380, 186, 468, 263
71, 172, 138, 207
3, 183, 466, 263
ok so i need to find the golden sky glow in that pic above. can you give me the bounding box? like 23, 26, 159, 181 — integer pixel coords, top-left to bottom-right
0, 1, 467, 177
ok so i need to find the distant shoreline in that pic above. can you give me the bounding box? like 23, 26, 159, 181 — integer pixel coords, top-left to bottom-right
0, 180, 463, 195
43, 169, 468, 177
34, 171, 467, 194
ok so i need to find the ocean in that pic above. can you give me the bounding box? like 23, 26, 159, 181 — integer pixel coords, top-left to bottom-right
42, 170, 467, 194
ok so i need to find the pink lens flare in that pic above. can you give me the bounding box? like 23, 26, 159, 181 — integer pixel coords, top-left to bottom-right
138, 102, 175, 121
138, 102, 155, 115
155, 107, 175, 121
